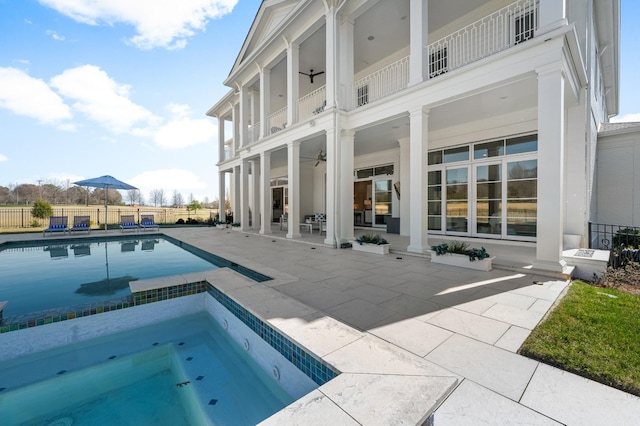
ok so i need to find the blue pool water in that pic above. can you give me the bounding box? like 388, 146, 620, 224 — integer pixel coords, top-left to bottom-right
0, 313, 295, 425
0, 236, 218, 318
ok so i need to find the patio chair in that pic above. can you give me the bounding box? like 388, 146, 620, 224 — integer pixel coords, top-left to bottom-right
71, 216, 91, 234
140, 214, 160, 231
119, 215, 139, 232
279, 213, 288, 230
43, 216, 69, 237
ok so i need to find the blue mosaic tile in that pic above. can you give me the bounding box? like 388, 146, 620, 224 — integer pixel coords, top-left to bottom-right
206, 285, 339, 386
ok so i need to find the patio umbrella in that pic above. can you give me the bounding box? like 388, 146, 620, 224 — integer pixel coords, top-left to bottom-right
73, 175, 137, 231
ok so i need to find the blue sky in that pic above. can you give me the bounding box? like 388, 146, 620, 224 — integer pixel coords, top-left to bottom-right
0, 0, 638, 204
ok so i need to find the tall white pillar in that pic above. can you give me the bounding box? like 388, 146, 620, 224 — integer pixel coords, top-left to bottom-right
251, 90, 260, 143
287, 141, 301, 238
286, 41, 299, 126
218, 171, 226, 223
217, 116, 225, 163
260, 67, 271, 139
409, 0, 428, 85
232, 103, 239, 155
538, 0, 567, 35
232, 165, 240, 223
324, 128, 337, 246
260, 151, 272, 234
535, 63, 566, 272
240, 159, 250, 231
325, 6, 336, 109
407, 106, 429, 253
338, 129, 355, 243
239, 86, 249, 147
251, 159, 260, 230
398, 137, 410, 235
338, 18, 354, 110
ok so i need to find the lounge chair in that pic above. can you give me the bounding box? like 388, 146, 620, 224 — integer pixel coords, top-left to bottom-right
140, 214, 160, 231
119, 215, 138, 232
71, 216, 91, 234
43, 216, 69, 237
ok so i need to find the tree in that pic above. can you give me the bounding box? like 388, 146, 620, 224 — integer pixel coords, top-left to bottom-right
126, 189, 140, 206
31, 199, 53, 224
187, 200, 202, 219
14, 184, 39, 204
0, 185, 10, 204
149, 189, 166, 207
172, 190, 184, 207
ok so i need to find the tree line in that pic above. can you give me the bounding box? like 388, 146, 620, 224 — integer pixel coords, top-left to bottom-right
0, 181, 219, 209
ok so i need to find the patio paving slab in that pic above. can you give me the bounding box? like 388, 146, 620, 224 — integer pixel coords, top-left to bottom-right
423, 308, 511, 344
494, 326, 532, 353
520, 363, 640, 424
370, 317, 454, 357
482, 303, 545, 330
426, 334, 538, 401
259, 389, 359, 425
435, 380, 561, 425
324, 298, 399, 330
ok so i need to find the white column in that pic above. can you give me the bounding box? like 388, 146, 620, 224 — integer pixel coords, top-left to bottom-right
260, 151, 272, 234
232, 165, 240, 223
398, 137, 410, 235
251, 90, 260, 143
218, 171, 226, 223
325, 6, 336, 109
240, 159, 250, 231
286, 41, 299, 126
260, 67, 271, 139
286, 141, 301, 238
535, 63, 566, 272
217, 115, 225, 162
324, 128, 337, 246
537, 0, 567, 35
407, 106, 429, 253
338, 129, 355, 243
239, 85, 249, 147
251, 159, 260, 230
232, 103, 239, 155
409, 0, 428, 85
338, 18, 354, 110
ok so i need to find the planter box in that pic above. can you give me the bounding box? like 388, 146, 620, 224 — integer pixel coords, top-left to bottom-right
216, 224, 227, 229
231, 227, 241, 231
352, 242, 390, 255
429, 251, 494, 271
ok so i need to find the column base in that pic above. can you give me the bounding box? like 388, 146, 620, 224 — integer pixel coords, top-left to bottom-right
286, 233, 302, 239
407, 245, 429, 255
532, 259, 570, 274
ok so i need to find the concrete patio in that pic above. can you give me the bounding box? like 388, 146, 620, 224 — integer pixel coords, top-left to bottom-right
2, 226, 639, 423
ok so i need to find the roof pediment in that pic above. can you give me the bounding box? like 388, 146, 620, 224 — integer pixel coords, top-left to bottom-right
229, 0, 299, 79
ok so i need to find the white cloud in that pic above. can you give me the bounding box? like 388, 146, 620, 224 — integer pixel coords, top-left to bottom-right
0, 67, 72, 123
610, 113, 640, 123
13, 59, 31, 65
153, 103, 217, 149
39, 0, 238, 50
46, 30, 65, 41
0, 154, 7, 162
50, 65, 160, 133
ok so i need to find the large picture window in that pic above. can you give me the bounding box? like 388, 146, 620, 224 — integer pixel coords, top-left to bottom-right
428, 134, 537, 240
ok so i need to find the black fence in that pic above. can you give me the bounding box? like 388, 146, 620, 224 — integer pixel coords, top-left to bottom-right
0, 207, 218, 229
588, 222, 640, 250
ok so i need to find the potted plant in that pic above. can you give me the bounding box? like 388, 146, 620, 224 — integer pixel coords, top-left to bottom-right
231, 222, 241, 230
429, 241, 494, 271
352, 233, 390, 255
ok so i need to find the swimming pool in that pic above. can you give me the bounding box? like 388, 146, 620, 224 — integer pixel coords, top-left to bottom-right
0, 235, 269, 320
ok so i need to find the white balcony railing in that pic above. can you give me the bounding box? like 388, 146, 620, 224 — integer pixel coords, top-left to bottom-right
268, 106, 287, 135
352, 55, 410, 110
247, 121, 260, 145
298, 85, 327, 121
427, 0, 538, 78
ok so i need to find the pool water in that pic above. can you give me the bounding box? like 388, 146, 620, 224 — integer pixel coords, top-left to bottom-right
0, 237, 218, 318
0, 313, 296, 425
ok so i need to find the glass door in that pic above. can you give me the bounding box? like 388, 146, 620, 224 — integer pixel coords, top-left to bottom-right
373, 179, 392, 227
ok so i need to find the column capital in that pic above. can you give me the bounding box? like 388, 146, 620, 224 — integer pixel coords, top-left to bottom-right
535, 61, 565, 78
340, 128, 355, 139
409, 105, 430, 117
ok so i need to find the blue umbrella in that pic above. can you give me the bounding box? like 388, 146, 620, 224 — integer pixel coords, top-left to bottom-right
73, 175, 137, 231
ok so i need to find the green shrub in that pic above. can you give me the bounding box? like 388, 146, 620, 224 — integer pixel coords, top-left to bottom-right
31, 199, 53, 224
431, 240, 490, 261
355, 233, 389, 245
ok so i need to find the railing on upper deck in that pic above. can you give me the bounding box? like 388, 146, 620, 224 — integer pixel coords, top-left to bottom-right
427, 0, 538, 78
351, 55, 410, 110
268, 106, 288, 135
298, 85, 327, 122
247, 121, 260, 145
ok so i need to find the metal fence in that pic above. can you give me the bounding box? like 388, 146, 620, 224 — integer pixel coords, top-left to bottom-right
0, 206, 219, 229
588, 222, 640, 250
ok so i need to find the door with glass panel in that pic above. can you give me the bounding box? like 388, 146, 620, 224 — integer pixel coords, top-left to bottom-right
373, 179, 392, 227
475, 162, 503, 236
445, 167, 469, 234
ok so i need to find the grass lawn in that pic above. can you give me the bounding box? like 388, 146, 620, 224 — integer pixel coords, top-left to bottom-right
520, 281, 640, 396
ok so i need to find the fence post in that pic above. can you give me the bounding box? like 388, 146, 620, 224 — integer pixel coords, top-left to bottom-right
21, 208, 24, 228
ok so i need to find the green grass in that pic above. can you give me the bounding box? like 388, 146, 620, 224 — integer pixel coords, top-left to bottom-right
520, 281, 640, 396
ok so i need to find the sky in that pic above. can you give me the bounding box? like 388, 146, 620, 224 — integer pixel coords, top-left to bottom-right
0, 0, 639, 204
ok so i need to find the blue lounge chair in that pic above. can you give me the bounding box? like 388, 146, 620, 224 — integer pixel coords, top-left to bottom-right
140, 214, 159, 231
119, 215, 139, 232
43, 216, 69, 237
71, 215, 91, 234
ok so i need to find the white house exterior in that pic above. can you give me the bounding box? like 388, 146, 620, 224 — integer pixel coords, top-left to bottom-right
207, 0, 620, 274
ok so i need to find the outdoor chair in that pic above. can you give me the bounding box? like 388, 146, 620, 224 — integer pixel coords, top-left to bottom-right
119, 215, 139, 232
71, 216, 91, 234
279, 213, 288, 230
140, 214, 160, 231
43, 216, 69, 237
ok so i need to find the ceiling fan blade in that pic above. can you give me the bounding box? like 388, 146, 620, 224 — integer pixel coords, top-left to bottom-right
315, 160, 320, 167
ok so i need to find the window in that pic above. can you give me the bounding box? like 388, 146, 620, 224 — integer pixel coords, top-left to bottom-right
428, 171, 442, 230
356, 164, 394, 179
429, 46, 448, 78
446, 168, 468, 233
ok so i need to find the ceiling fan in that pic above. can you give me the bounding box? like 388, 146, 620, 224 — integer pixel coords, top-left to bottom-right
314, 150, 326, 167
299, 69, 325, 84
